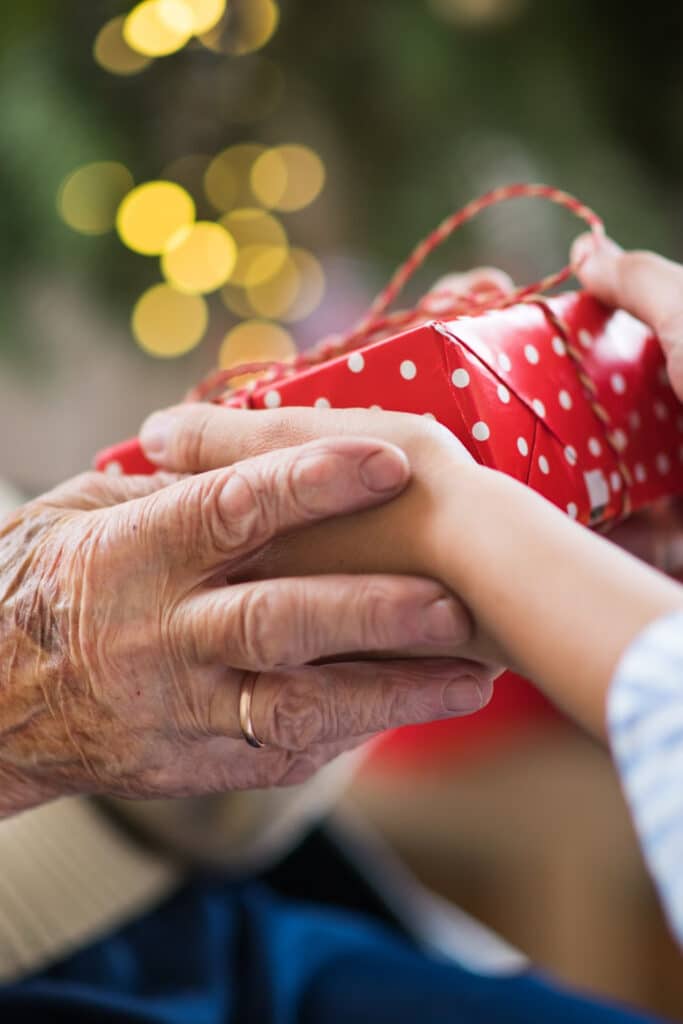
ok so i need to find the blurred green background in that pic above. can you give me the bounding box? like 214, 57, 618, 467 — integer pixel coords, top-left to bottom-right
2, 5, 683, 1015
1, 0, 682, 494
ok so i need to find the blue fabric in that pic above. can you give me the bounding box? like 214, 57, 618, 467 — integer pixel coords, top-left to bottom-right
0, 877, 664, 1023
608, 609, 683, 948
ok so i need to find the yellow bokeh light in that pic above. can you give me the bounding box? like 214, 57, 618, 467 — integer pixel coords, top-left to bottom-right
200, 0, 279, 56
161, 221, 237, 294
204, 143, 265, 212
133, 284, 208, 357
248, 248, 325, 322
94, 16, 152, 76
58, 162, 135, 236
124, 0, 194, 57
117, 181, 195, 255
218, 320, 295, 375
251, 145, 325, 212
220, 208, 288, 287
246, 251, 299, 320
183, 0, 227, 34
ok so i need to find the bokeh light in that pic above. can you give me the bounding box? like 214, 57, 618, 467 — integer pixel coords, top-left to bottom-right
200, 0, 279, 56
124, 0, 194, 58
183, 0, 227, 34
249, 248, 327, 321
132, 283, 208, 357
93, 16, 152, 76
218, 320, 295, 375
161, 221, 237, 293
117, 181, 195, 255
251, 145, 326, 212
58, 162, 135, 236
204, 143, 265, 212
220, 208, 288, 287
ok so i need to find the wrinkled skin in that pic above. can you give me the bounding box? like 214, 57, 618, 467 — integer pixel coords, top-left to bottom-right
0, 437, 494, 818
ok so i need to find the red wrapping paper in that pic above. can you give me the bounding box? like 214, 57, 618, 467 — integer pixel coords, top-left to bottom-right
97, 290, 683, 528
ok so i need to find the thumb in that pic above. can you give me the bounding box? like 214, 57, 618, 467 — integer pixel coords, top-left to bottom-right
571, 233, 683, 401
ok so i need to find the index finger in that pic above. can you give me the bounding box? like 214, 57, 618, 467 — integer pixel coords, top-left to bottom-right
572, 234, 683, 400
139, 403, 406, 474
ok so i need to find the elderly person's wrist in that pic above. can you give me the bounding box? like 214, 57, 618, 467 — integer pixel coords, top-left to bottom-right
0, 507, 73, 816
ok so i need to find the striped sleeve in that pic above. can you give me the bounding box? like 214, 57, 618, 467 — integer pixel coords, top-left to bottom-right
607, 609, 683, 947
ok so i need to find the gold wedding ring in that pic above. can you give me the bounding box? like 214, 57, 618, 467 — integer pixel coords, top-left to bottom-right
239, 675, 265, 749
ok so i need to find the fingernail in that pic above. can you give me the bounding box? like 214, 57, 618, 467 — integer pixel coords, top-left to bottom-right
571, 233, 622, 273
570, 233, 596, 268
442, 676, 490, 714
358, 447, 409, 493
139, 412, 176, 460
422, 597, 471, 643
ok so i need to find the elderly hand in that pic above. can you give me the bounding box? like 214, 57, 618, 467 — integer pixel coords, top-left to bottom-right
139, 403, 507, 669
572, 234, 683, 578
0, 437, 494, 818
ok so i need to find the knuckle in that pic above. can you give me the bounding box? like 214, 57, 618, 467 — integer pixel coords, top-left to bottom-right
175, 406, 214, 470
206, 467, 266, 556
235, 587, 283, 668
274, 749, 324, 787
354, 579, 406, 649
267, 675, 328, 751
284, 443, 340, 520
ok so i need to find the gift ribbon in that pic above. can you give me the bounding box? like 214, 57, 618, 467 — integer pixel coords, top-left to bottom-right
187, 183, 633, 518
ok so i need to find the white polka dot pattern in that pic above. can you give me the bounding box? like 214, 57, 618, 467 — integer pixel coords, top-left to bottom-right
221, 296, 683, 540
656, 453, 671, 475
611, 429, 628, 451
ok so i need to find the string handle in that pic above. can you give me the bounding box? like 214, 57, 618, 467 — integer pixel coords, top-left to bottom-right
188, 183, 604, 402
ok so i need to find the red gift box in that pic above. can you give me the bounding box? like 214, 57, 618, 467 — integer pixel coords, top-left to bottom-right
98, 289, 683, 528
97, 185, 683, 529
95, 184, 683, 762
